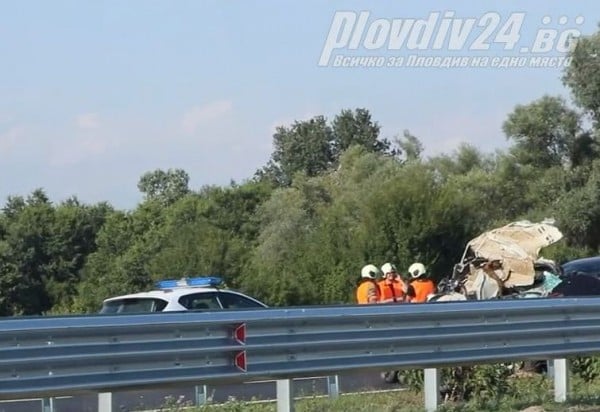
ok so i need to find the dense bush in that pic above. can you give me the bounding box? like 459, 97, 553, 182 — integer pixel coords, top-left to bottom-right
570, 356, 600, 382
398, 363, 513, 403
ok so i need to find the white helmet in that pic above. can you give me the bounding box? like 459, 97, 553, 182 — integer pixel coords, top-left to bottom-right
361, 264, 380, 279
408, 262, 426, 278
381, 262, 397, 274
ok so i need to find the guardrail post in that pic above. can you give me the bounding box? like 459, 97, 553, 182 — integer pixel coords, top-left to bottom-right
195, 385, 208, 405
546, 359, 554, 379
41, 397, 54, 412
276, 379, 294, 412
553, 358, 570, 402
98, 392, 112, 412
424, 368, 440, 412
327, 375, 339, 399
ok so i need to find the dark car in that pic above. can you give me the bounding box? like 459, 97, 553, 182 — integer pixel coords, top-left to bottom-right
561, 256, 600, 278
549, 257, 600, 297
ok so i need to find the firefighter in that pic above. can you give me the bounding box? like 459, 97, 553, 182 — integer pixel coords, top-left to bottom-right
378, 262, 407, 303
406, 262, 436, 303
356, 264, 381, 304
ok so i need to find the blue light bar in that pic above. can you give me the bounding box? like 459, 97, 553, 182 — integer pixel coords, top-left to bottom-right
155, 276, 223, 289
187, 276, 222, 286
156, 279, 180, 288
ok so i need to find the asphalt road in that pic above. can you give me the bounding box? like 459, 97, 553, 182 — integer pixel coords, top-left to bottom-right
0, 370, 398, 412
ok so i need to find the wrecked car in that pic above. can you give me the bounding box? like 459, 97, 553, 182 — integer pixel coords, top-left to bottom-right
431, 219, 565, 301
423, 219, 600, 377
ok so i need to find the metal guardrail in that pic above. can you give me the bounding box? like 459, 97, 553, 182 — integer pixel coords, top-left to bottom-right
1, 298, 599, 409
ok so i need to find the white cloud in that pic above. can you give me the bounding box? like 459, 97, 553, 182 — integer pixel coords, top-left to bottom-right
44, 112, 112, 165
181, 100, 233, 135
49, 136, 112, 166
76, 113, 100, 129
0, 126, 24, 155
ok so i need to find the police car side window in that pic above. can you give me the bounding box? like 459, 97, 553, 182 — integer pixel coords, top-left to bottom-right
218, 292, 265, 309
153, 299, 168, 312
178, 292, 221, 310
100, 298, 167, 314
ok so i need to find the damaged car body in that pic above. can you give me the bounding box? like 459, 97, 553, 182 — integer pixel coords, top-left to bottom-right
430, 219, 567, 301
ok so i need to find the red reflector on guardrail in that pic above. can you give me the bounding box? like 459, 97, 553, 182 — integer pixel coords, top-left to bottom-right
234, 323, 246, 344
234, 350, 247, 372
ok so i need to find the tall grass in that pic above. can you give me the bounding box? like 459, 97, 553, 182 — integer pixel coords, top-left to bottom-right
151, 375, 600, 412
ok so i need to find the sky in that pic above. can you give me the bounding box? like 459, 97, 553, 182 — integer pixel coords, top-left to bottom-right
0, 1, 597, 210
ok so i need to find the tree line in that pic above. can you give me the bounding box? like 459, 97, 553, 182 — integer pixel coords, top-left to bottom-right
2, 29, 600, 316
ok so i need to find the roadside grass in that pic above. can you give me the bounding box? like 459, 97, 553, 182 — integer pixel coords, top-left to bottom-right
154, 375, 600, 412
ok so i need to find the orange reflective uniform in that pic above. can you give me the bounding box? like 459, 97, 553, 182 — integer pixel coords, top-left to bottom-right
377, 278, 406, 303
356, 279, 381, 304
409, 279, 436, 303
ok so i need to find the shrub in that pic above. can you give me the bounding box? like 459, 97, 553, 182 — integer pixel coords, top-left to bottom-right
570, 356, 600, 382
398, 363, 513, 403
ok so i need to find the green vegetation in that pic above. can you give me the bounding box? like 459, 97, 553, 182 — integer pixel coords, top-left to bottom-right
2, 29, 600, 316
150, 374, 600, 411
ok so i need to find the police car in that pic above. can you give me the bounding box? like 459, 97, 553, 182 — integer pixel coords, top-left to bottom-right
99, 276, 268, 314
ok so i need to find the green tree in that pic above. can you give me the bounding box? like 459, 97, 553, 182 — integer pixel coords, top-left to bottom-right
2, 195, 26, 219
0, 189, 55, 315
138, 168, 190, 205
241, 175, 330, 305
551, 160, 600, 250
245, 147, 499, 306
148, 181, 272, 289
44, 199, 111, 310
503, 95, 581, 168
563, 27, 600, 124
261, 109, 395, 187
394, 130, 422, 162
71, 200, 167, 313
269, 116, 334, 186
331, 108, 390, 157
0, 190, 110, 315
